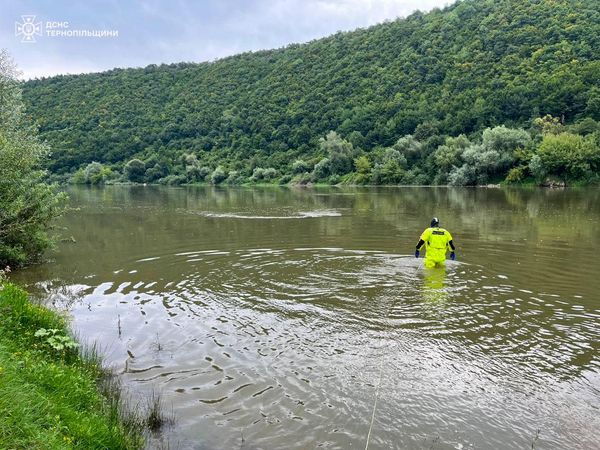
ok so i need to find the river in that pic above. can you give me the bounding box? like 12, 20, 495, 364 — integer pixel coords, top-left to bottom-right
12, 186, 600, 449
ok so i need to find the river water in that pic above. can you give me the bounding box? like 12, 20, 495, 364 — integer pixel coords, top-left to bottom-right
12, 186, 600, 449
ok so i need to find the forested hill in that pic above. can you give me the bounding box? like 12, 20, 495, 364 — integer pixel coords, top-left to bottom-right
22, 0, 600, 185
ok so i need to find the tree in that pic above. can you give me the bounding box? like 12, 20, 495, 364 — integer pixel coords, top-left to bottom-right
319, 131, 355, 176
413, 121, 440, 141
585, 87, 600, 120
448, 144, 487, 185
446, 127, 530, 185
185, 164, 209, 183
347, 130, 366, 149
571, 118, 600, 136
251, 167, 277, 182
291, 159, 311, 174
482, 126, 530, 154
528, 154, 546, 181
392, 135, 424, 165
354, 155, 371, 175
432, 135, 470, 183
352, 155, 372, 184
312, 158, 331, 181
145, 163, 169, 182
371, 147, 407, 184
124, 159, 146, 182
225, 170, 243, 184
210, 166, 227, 184
536, 133, 600, 184
533, 115, 563, 136
83, 162, 112, 184
481, 126, 530, 172
0, 50, 66, 267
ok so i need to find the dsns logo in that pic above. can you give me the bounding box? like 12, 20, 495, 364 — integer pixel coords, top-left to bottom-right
15, 15, 42, 43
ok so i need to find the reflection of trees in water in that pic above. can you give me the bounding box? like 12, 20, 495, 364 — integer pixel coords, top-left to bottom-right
67, 184, 600, 219
20, 279, 91, 309
66, 185, 360, 212
349, 187, 600, 245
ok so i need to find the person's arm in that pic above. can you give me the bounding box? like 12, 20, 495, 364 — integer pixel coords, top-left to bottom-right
448, 240, 455, 251
448, 239, 456, 260
416, 229, 430, 258
415, 239, 425, 258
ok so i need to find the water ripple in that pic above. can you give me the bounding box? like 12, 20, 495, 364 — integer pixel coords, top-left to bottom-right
25, 246, 600, 449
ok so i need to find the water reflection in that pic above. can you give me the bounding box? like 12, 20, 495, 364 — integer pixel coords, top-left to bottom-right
421, 266, 449, 304
10, 186, 600, 450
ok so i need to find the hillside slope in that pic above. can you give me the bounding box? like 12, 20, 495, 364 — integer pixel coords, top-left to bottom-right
22, 0, 600, 183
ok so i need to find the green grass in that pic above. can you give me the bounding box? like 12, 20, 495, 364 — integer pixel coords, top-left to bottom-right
0, 282, 144, 449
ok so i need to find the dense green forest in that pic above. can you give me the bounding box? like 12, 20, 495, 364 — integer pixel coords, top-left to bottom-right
22, 0, 600, 186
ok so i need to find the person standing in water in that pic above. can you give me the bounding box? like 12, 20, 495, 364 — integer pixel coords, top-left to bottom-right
415, 217, 456, 268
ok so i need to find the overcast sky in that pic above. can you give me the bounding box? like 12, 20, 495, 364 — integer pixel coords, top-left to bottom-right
1, 0, 450, 79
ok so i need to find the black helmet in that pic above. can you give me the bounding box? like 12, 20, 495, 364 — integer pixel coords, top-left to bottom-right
430, 217, 439, 227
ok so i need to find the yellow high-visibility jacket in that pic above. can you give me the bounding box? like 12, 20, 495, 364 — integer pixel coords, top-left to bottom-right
418, 227, 453, 263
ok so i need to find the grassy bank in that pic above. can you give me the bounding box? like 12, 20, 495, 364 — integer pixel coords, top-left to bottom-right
0, 282, 144, 449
